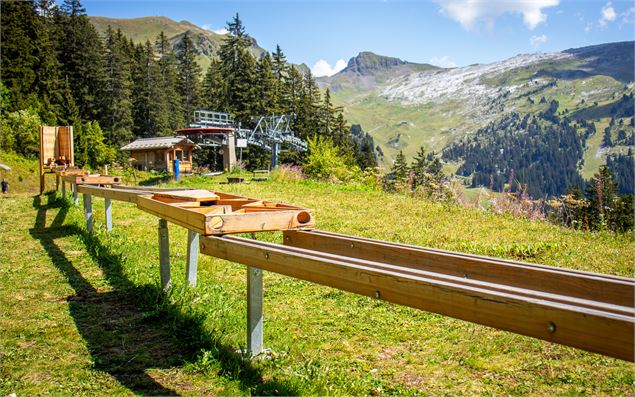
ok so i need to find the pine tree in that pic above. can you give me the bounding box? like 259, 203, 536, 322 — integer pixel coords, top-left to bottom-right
132, 40, 170, 137
294, 69, 321, 138
1, 1, 44, 111
156, 31, 184, 130
102, 26, 134, 144
391, 151, 408, 182
254, 52, 276, 116
272, 44, 288, 113
56, 0, 106, 121
218, 13, 256, 123
202, 58, 225, 112
176, 31, 201, 125
320, 88, 336, 138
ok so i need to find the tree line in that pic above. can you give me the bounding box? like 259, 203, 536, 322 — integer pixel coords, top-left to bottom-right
0, 0, 377, 172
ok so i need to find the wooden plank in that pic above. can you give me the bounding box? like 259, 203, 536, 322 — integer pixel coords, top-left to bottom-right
152, 189, 220, 202
116, 185, 195, 192
137, 195, 208, 234
283, 230, 634, 308
200, 235, 634, 362
204, 210, 314, 235
76, 185, 152, 204
277, 237, 631, 317
76, 175, 122, 185
62, 174, 119, 185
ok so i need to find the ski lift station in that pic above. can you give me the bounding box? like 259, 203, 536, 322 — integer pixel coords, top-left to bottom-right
120, 110, 308, 173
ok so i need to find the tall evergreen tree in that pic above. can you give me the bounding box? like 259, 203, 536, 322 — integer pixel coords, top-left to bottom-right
218, 13, 257, 123
102, 26, 133, 144
1, 1, 44, 111
202, 58, 225, 112
156, 31, 184, 130
56, 0, 106, 121
254, 52, 276, 116
132, 40, 170, 137
176, 31, 201, 125
272, 44, 288, 113
391, 150, 408, 182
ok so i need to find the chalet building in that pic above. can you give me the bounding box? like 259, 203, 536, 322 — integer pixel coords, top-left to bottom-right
121, 136, 197, 173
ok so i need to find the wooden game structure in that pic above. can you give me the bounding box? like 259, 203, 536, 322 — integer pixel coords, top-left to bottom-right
39, 126, 74, 193
53, 178, 635, 363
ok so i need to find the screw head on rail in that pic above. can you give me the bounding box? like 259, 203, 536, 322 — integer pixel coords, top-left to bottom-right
375, 289, 381, 299
264, 252, 270, 260
547, 321, 556, 333
350, 243, 355, 249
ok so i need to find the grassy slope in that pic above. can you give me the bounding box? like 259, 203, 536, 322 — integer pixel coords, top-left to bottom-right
0, 156, 633, 396
332, 63, 633, 171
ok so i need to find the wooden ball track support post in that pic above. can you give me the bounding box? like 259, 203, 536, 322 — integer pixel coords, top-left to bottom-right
67, 182, 634, 361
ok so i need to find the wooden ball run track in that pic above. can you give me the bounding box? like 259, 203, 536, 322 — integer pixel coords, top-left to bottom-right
52, 175, 634, 362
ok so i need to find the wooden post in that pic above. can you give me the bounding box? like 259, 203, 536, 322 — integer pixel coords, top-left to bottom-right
73, 183, 78, 206
104, 198, 112, 231
83, 194, 93, 232
247, 266, 264, 355
61, 180, 66, 197
55, 173, 60, 191
158, 219, 171, 290
186, 230, 199, 287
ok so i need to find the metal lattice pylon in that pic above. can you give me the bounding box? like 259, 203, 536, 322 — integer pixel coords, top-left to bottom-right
242, 114, 307, 168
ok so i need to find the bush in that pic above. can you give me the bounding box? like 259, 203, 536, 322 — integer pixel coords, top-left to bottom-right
0, 108, 42, 157
303, 136, 361, 183
75, 121, 116, 169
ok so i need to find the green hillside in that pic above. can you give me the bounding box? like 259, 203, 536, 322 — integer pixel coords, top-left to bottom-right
320, 43, 635, 173
89, 16, 265, 71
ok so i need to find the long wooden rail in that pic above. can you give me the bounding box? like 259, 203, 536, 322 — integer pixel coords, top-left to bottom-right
59, 181, 635, 362
201, 233, 634, 361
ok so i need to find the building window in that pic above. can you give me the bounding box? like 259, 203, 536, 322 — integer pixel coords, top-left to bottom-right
175, 149, 183, 161
183, 150, 190, 161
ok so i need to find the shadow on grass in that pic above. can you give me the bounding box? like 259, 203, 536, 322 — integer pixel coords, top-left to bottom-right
138, 174, 172, 186
30, 192, 300, 396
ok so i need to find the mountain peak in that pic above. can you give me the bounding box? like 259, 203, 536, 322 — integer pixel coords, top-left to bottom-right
343, 51, 408, 75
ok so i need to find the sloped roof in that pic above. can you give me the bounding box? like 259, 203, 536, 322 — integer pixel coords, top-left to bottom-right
120, 136, 196, 151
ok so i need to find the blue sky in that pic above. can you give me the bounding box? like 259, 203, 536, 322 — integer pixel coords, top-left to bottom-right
82, 0, 635, 76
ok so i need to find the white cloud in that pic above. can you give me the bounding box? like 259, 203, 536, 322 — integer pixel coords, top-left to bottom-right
435, 0, 559, 30
620, 6, 635, 26
585, 23, 592, 32
429, 55, 457, 68
599, 2, 617, 26
529, 34, 548, 48
311, 59, 347, 77
202, 24, 228, 35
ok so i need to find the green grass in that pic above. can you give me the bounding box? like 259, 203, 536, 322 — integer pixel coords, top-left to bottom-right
1, 156, 634, 395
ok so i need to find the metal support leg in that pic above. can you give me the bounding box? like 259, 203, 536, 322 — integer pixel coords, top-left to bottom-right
83, 194, 93, 232
186, 230, 199, 287
62, 181, 66, 197
158, 219, 171, 291
105, 198, 112, 231
73, 184, 78, 206
247, 266, 263, 355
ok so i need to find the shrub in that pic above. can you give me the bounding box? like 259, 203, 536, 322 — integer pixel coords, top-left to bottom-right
0, 108, 41, 157
75, 121, 116, 169
303, 136, 361, 183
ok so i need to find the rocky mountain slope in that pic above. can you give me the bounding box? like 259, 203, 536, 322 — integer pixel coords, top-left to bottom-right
318, 42, 634, 174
